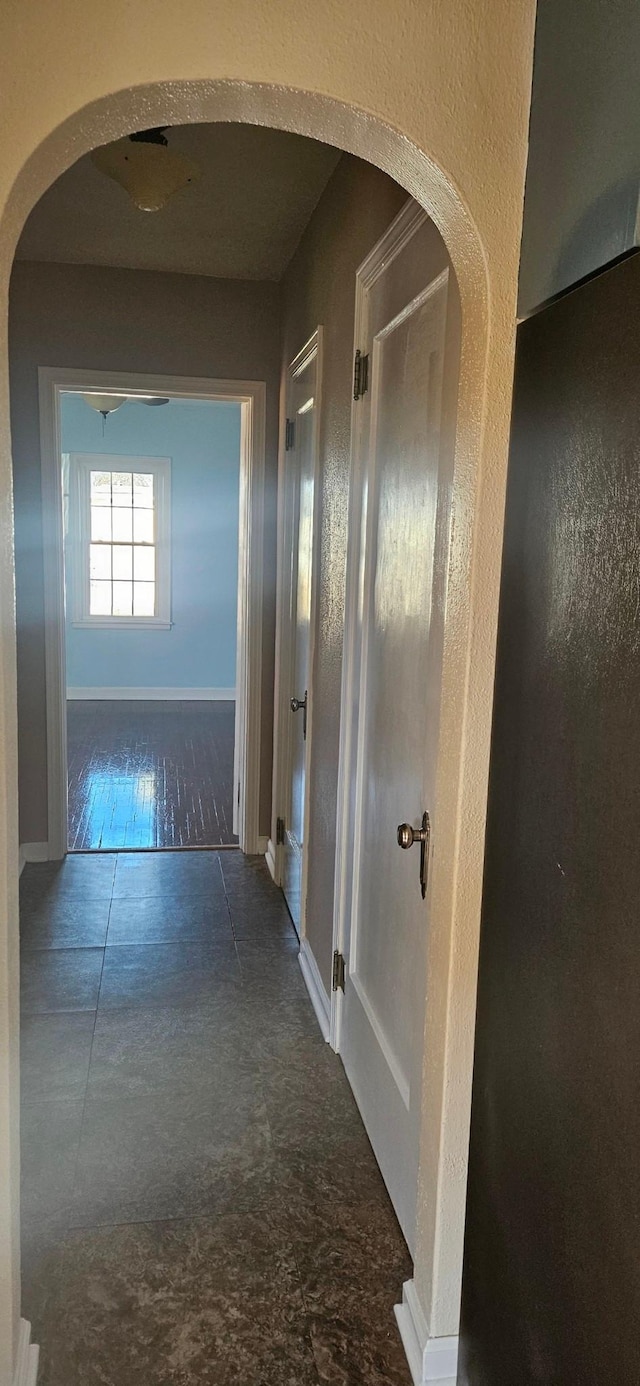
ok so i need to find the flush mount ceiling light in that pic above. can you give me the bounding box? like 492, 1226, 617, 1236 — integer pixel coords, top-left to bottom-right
91, 127, 200, 212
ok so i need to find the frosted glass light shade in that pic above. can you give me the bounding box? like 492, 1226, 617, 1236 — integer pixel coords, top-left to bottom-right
91, 138, 200, 212
82, 393, 127, 417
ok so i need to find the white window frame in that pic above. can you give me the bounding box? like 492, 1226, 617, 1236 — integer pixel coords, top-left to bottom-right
68, 452, 172, 629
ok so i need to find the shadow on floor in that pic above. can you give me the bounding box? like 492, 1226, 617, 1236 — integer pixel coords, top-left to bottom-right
20, 849, 412, 1384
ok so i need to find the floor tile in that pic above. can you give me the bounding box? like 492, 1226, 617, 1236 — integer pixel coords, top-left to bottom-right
97, 941, 241, 1010
106, 893, 233, 945
21, 949, 104, 1014
70, 1083, 274, 1227
20, 856, 116, 908
21, 898, 111, 951
21, 1100, 84, 1223
21, 848, 414, 1386
21, 1012, 95, 1104
21, 1213, 68, 1350
112, 849, 226, 900
38, 1214, 319, 1386
85, 1001, 255, 1102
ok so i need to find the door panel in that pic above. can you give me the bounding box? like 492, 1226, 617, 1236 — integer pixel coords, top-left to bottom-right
337, 202, 459, 1251
281, 344, 319, 932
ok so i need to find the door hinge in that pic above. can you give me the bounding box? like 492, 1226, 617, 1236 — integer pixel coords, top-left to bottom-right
353, 349, 369, 401
285, 417, 296, 450
332, 949, 346, 992
276, 816, 286, 846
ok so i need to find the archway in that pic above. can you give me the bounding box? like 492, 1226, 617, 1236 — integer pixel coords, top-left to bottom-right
0, 78, 501, 1385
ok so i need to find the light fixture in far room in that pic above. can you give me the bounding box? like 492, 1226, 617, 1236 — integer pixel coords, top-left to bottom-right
82, 393, 127, 423
91, 127, 201, 212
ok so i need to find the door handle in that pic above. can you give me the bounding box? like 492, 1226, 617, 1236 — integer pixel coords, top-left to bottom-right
290, 691, 308, 740
397, 811, 430, 899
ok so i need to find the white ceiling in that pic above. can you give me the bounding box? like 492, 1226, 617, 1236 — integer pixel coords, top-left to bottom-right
15, 124, 342, 281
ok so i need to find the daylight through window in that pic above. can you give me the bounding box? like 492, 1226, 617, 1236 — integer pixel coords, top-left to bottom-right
89, 469, 156, 617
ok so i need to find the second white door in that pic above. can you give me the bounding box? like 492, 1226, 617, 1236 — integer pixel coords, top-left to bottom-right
280, 335, 321, 933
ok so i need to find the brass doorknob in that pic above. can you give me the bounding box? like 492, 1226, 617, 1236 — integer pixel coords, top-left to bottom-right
397, 821, 428, 849
397, 823, 416, 849
290, 691, 308, 740
397, 812, 431, 899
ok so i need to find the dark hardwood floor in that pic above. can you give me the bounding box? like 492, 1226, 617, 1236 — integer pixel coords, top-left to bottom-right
67, 700, 238, 851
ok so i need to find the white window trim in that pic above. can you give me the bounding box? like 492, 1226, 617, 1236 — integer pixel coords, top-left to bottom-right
68, 452, 172, 629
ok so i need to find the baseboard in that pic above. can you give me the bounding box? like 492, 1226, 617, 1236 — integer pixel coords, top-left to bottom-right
298, 938, 331, 1042
19, 842, 50, 872
256, 835, 269, 855
13, 1320, 39, 1386
66, 687, 236, 701
265, 837, 277, 881
394, 1281, 458, 1385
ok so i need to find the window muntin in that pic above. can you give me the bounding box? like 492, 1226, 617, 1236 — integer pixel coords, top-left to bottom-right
70, 454, 171, 628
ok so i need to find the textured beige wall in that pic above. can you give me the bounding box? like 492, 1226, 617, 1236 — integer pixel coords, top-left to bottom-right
281, 156, 406, 991
0, 0, 537, 1376
9, 261, 281, 845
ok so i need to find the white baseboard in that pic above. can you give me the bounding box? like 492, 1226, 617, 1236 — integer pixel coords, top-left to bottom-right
298, 938, 331, 1042
256, 835, 269, 855
13, 1320, 39, 1386
66, 687, 236, 701
394, 1281, 458, 1385
19, 842, 50, 873
265, 837, 277, 881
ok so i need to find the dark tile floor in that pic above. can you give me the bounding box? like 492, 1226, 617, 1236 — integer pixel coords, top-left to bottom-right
20, 850, 412, 1385
67, 700, 238, 849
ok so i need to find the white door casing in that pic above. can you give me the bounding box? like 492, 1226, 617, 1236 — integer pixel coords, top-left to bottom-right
332, 201, 461, 1253
270, 331, 322, 936
38, 366, 266, 859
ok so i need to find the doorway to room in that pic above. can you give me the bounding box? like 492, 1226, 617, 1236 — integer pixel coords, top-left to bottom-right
62, 389, 240, 850
39, 367, 266, 858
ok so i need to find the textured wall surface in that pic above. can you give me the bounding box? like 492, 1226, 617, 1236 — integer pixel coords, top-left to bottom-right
281, 155, 406, 993
519, 0, 640, 315
10, 262, 281, 844
460, 252, 640, 1383
61, 394, 241, 693
0, 0, 537, 1375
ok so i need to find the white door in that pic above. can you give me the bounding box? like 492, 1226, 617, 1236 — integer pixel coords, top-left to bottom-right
335, 203, 460, 1250
279, 335, 321, 932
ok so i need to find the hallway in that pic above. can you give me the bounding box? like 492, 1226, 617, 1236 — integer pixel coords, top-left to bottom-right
19, 850, 412, 1384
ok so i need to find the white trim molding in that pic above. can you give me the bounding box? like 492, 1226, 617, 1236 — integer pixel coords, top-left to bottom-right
298, 938, 331, 1042
66, 687, 236, 701
395, 1281, 458, 1386
396, 1280, 459, 1380
13, 1320, 39, 1386
19, 843, 50, 872
265, 837, 277, 881
38, 366, 265, 858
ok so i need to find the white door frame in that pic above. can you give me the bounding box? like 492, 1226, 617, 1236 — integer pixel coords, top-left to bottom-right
38, 365, 266, 858
331, 201, 466, 1359
268, 329, 323, 924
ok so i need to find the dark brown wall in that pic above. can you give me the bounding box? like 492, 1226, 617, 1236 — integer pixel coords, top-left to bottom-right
459, 252, 640, 1384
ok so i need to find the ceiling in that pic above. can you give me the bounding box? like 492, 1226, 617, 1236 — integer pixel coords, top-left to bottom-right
15, 124, 342, 281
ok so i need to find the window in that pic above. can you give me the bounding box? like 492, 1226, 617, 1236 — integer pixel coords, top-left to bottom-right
69, 454, 171, 627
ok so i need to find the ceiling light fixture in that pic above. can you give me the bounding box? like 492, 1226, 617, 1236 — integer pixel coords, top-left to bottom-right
90, 127, 200, 213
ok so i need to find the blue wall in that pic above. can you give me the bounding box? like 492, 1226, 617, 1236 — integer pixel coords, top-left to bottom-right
61, 394, 241, 691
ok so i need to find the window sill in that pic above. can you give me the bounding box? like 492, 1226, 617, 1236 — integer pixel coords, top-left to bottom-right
71, 618, 172, 630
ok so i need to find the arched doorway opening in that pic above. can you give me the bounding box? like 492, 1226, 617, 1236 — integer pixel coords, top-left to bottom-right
1, 78, 505, 1386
